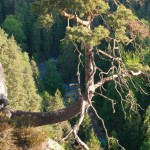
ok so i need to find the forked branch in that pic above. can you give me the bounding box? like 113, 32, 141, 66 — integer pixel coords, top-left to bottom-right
94, 70, 147, 89
61, 11, 91, 27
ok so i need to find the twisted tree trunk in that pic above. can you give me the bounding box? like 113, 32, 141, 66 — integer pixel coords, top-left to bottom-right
11, 98, 85, 127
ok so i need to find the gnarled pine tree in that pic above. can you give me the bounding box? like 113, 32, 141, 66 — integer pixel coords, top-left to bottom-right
0, 1, 149, 150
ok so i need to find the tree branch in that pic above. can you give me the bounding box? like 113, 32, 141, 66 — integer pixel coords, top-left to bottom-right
94, 70, 147, 89
96, 48, 121, 61
0, 63, 147, 129
61, 11, 90, 27
11, 98, 86, 127
0, 63, 87, 127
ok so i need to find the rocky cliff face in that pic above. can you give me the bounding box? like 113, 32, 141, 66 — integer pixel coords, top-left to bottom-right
0, 63, 7, 99
28, 138, 64, 150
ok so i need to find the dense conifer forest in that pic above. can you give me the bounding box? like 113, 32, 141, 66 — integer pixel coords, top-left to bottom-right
0, 0, 150, 150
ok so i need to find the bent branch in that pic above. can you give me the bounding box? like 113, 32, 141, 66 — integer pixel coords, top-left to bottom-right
96, 48, 121, 61
11, 98, 87, 127
0, 63, 88, 127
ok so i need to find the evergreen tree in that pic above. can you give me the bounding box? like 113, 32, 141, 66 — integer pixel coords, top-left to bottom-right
2, 0, 14, 16
42, 89, 64, 111
0, 1, 3, 24
0, 28, 41, 111
52, 15, 66, 57
58, 41, 78, 83
41, 90, 72, 145
79, 114, 102, 150
41, 28, 53, 59
44, 59, 62, 95
140, 106, 150, 150
87, 129, 102, 150
31, 23, 42, 61
2, 15, 27, 49
42, 91, 53, 112
120, 114, 142, 150
22, 52, 41, 111
30, 59, 43, 91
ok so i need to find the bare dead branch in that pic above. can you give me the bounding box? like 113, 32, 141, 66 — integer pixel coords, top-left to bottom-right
72, 100, 89, 149
61, 11, 90, 27
62, 100, 90, 150
61, 130, 73, 142
114, 82, 127, 118
94, 70, 147, 89
90, 104, 110, 149
72, 41, 83, 96
136, 83, 148, 95
97, 48, 113, 59
96, 48, 121, 61
74, 133, 89, 150
94, 92, 116, 113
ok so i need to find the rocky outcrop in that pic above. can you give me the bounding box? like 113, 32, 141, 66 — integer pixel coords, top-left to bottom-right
0, 63, 7, 99
28, 138, 64, 150
42, 138, 64, 150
